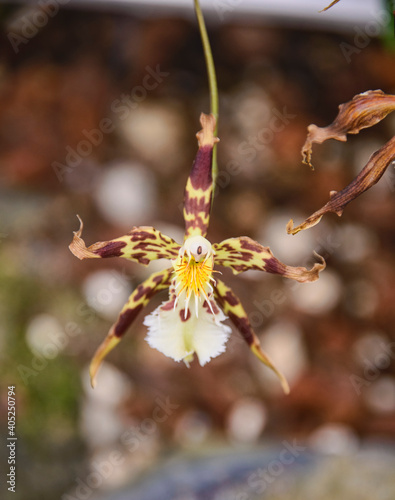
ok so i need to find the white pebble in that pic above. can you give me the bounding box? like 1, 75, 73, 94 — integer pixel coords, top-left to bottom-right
80, 363, 133, 448
352, 332, 390, 368
289, 270, 341, 315
227, 398, 267, 444
80, 399, 125, 449
82, 269, 133, 321
81, 362, 133, 406
25, 313, 66, 357
94, 162, 156, 228
344, 279, 378, 318
118, 103, 186, 174
365, 377, 395, 413
259, 212, 316, 265
336, 223, 377, 263
260, 321, 308, 387
175, 410, 212, 446
308, 423, 359, 455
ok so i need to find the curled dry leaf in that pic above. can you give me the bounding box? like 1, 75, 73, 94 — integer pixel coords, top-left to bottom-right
288, 136, 395, 234
302, 90, 395, 169
289, 90, 395, 234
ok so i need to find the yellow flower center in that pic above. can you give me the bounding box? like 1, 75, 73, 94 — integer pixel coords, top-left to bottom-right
173, 235, 216, 316
175, 254, 213, 298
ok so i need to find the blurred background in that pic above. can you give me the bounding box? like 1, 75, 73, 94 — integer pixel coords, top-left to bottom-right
0, 0, 395, 499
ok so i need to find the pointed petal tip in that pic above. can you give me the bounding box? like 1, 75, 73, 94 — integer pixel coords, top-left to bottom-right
277, 373, 290, 395
70, 214, 83, 244
88, 333, 121, 389
89, 371, 97, 389
310, 252, 326, 281
196, 113, 219, 147
282, 380, 290, 395
305, 161, 315, 171
89, 352, 100, 389
285, 215, 324, 235
75, 214, 83, 231
251, 343, 290, 395
286, 219, 296, 235
252, 343, 290, 394
69, 214, 99, 260
301, 153, 314, 170
89, 357, 100, 389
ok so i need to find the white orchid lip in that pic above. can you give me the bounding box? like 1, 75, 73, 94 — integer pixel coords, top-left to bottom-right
144, 287, 231, 367
173, 235, 217, 318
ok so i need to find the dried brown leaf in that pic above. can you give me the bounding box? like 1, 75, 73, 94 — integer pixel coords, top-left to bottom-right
302, 90, 395, 168
288, 136, 395, 234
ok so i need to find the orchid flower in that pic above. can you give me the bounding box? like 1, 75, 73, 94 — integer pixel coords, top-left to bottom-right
70, 113, 325, 392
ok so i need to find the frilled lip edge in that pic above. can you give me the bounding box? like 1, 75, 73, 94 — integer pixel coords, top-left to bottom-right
143, 292, 232, 367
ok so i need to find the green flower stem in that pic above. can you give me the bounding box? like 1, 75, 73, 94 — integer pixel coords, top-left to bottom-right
194, 0, 219, 188
382, 0, 395, 51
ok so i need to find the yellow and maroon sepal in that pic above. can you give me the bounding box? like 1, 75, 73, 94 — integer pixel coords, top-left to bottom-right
214, 279, 289, 393
89, 268, 173, 387
183, 113, 219, 239
213, 236, 325, 283
69, 216, 180, 264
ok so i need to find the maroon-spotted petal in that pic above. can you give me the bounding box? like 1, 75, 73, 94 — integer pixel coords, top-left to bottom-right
213, 236, 325, 282
214, 279, 289, 393
69, 216, 180, 265
89, 267, 173, 387
183, 113, 219, 238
